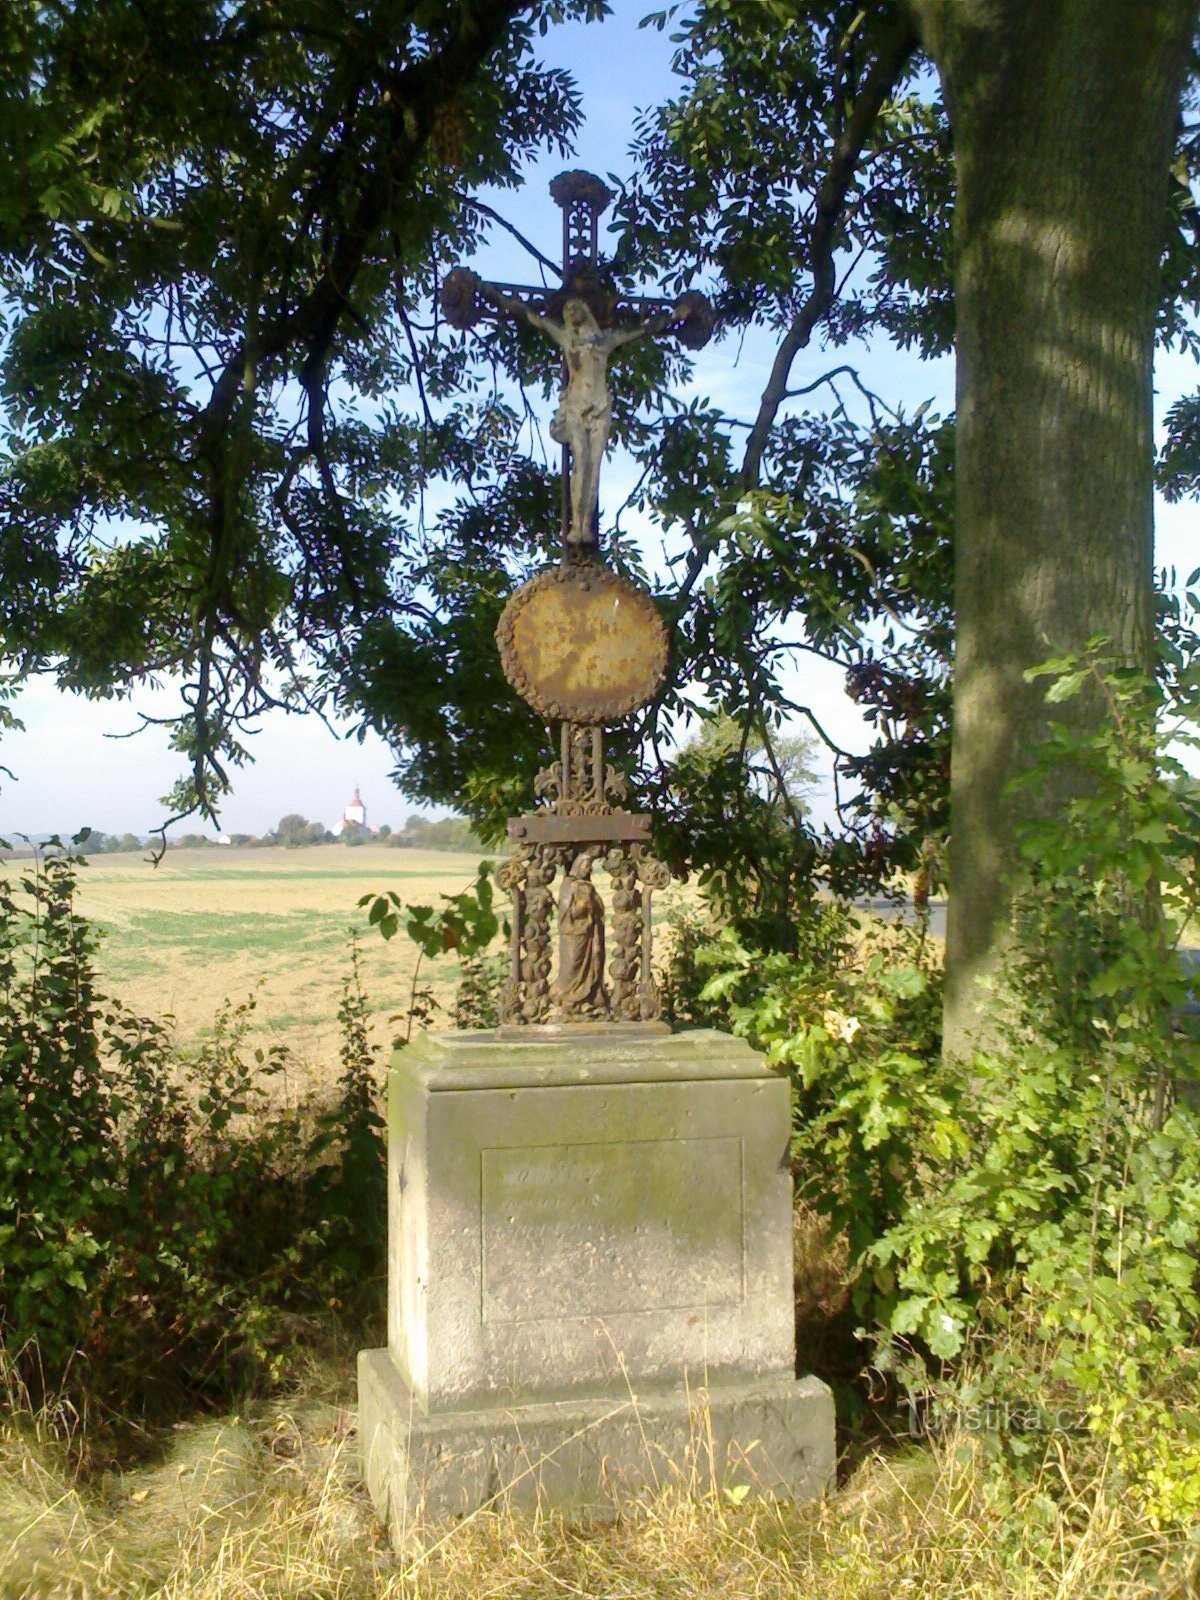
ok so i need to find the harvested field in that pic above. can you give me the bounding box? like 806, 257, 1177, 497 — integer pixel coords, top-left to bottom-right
55, 845, 494, 1096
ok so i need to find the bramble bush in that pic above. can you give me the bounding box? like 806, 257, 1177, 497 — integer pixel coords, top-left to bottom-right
868, 638, 1200, 1521
0, 841, 388, 1421
691, 635, 1200, 1524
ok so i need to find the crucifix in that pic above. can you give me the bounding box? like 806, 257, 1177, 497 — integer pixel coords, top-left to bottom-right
439, 170, 713, 551
439, 172, 714, 1029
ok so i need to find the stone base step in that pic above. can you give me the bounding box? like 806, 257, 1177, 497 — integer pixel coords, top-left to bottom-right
358, 1346, 835, 1541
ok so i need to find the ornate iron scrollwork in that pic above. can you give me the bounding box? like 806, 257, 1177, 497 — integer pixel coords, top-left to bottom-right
499, 722, 673, 1029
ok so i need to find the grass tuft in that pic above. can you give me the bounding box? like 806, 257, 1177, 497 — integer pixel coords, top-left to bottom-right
2, 1355, 1195, 1600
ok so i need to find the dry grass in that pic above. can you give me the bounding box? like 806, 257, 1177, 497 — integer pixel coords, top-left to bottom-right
55, 846, 493, 1098
16, 841, 916, 1106
1, 1356, 1192, 1600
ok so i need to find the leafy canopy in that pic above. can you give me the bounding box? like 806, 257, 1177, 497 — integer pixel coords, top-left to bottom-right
2, 0, 1200, 919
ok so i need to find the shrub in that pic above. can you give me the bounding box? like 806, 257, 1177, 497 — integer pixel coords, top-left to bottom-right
695, 901, 947, 1311
685, 636, 1200, 1528
454, 950, 507, 1029
658, 906, 738, 1029
0, 842, 387, 1420
303, 942, 387, 1291
867, 641, 1200, 1521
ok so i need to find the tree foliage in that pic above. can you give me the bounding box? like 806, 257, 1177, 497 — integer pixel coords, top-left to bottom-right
272, 812, 330, 847
1, 0, 1199, 951
658, 710, 819, 949
0, 0, 600, 821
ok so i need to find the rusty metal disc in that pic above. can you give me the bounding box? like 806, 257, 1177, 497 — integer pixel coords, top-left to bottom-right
496, 563, 669, 725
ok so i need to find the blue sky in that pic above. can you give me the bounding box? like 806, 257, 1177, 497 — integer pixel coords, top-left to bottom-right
1, 3, 1195, 841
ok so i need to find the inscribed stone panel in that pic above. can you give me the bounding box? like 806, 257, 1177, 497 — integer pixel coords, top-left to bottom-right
480, 1135, 744, 1324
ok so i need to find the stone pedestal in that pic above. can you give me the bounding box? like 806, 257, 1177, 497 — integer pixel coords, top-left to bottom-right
358, 1029, 835, 1534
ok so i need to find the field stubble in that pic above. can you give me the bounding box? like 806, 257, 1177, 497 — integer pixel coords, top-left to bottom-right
67, 846, 493, 1097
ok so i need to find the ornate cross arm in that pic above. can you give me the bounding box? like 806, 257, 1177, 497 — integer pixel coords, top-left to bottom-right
439, 268, 714, 351
438, 170, 715, 550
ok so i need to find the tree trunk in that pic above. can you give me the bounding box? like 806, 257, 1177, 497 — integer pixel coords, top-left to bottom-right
908, 0, 1196, 1057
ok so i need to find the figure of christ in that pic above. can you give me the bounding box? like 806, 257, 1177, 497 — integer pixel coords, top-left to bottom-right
551, 851, 609, 1016
480, 288, 688, 546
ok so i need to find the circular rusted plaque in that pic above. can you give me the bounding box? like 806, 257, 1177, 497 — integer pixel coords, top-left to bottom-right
496, 564, 669, 725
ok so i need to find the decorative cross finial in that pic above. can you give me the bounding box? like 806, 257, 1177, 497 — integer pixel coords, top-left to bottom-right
548, 169, 613, 280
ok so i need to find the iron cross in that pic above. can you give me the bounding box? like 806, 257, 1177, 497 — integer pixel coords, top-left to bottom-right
439, 170, 714, 553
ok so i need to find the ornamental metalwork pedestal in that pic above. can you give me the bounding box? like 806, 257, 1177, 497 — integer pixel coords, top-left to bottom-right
494, 555, 674, 1028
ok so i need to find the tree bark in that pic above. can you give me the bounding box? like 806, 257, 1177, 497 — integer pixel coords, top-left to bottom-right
907, 0, 1196, 1057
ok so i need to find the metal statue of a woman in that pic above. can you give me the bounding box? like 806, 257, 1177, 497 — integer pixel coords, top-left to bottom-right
551, 850, 609, 1015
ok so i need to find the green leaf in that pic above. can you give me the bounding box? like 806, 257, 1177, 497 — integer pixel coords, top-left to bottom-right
1042, 671, 1088, 704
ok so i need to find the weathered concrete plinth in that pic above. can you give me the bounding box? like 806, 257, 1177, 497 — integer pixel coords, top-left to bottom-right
359, 1029, 835, 1537
360, 1349, 833, 1524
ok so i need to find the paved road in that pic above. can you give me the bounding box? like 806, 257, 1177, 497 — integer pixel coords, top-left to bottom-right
855, 897, 947, 940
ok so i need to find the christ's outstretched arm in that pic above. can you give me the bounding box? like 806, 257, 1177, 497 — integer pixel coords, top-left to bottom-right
458, 280, 708, 546
478, 283, 569, 348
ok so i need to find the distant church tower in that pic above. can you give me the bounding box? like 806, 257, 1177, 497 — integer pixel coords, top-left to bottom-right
336, 787, 368, 838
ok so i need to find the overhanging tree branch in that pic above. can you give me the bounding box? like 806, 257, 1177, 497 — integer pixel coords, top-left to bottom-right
666, 8, 922, 624
175, 0, 532, 816
739, 10, 920, 490
192, 0, 530, 470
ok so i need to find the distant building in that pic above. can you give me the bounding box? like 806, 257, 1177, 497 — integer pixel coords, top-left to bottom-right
333, 787, 376, 840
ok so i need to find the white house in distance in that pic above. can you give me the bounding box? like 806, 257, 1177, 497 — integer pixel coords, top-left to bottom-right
332, 786, 377, 840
